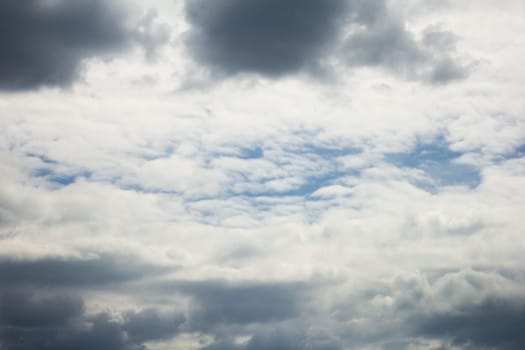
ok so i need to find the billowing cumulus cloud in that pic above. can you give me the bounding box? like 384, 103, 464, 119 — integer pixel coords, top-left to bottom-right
0, 254, 170, 287
183, 0, 470, 83
0, 292, 184, 350
0, 0, 129, 90
0, 292, 84, 329
184, 0, 348, 78
201, 328, 342, 350
176, 280, 309, 329
0, 0, 171, 91
416, 299, 525, 349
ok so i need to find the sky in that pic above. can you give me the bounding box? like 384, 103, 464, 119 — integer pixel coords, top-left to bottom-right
1, 0, 525, 349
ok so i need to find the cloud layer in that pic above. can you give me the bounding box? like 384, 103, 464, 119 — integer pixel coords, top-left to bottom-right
1, 0, 525, 349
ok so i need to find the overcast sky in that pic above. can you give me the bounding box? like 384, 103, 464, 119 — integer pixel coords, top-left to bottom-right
1, 0, 525, 349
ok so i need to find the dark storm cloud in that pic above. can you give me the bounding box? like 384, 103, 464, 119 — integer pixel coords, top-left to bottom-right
344, 19, 426, 71
387, 270, 525, 349
0, 0, 129, 90
175, 280, 307, 329
343, 19, 471, 83
0, 291, 183, 350
0, 254, 170, 288
184, 0, 348, 77
123, 309, 186, 343
415, 298, 525, 350
0, 0, 171, 91
201, 328, 341, 350
0, 291, 84, 328
3, 268, 523, 349
184, 0, 470, 83
344, 0, 388, 24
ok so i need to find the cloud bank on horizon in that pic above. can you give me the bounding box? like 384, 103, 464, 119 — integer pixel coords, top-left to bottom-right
1, 0, 525, 349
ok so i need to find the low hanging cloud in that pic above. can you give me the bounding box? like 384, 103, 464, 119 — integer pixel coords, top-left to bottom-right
0, 0, 129, 91
0, 255, 183, 350
343, 19, 471, 83
0, 0, 170, 91
175, 280, 308, 330
2, 258, 525, 349
184, 0, 348, 77
201, 328, 342, 350
0, 254, 170, 288
415, 299, 525, 349
183, 0, 471, 83
0, 291, 184, 350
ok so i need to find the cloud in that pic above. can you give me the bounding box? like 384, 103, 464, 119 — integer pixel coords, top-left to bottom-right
416, 298, 525, 349
201, 328, 341, 350
123, 309, 186, 343
0, 254, 170, 288
429, 56, 470, 83
0, 0, 130, 91
0, 291, 84, 328
184, 0, 348, 78
380, 270, 525, 349
133, 9, 171, 61
0, 291, 184, 350
183, 0, 470, 83
0, 253, 180, 349
0, 0, 172, 91
0, 2, 524, 349
343, 19, 471, 83
171, 280, 309, 329
344, 19, 427, 72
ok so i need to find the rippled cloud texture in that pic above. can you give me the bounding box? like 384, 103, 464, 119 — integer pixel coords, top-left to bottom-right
1, 0, 525, 349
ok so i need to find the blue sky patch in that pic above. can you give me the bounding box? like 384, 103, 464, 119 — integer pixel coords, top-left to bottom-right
33, 168, 91, 186
387, 141, 481, 189
26, 153, 58, 164
238, 146, 264, 159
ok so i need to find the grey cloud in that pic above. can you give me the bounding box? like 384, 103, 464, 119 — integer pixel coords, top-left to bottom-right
415, 298, 525, 350
0, 254, 170, 288
0, 0, 129, 91
176, 280, 307, 329
0, 0, 170, 91
133, 9, 171, 61
0, 291, 84, 328
184, 0, 348, 78
345, 0, 388, 24
0, 313, 141, 350
390, 270, 525, 349
3, 268, 523, 350
343, 20, 471, 83
344, 20, 427, 72
422, 26, 458, 51
429, 57, 470, 83
123, 309, 186, 343
423, 26, 471, 83
245, 329, 341, 350
200, 340, 244, 350
201, 328, 341, 350
0, 291, 183, 350
306, 269, 525, 349
177, 272, 525, 349
184, 0, 470, 84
